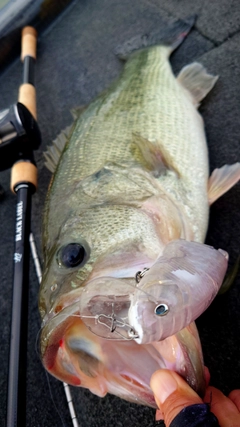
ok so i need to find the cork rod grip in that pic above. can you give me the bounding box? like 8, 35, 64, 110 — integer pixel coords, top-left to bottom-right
11, 27, 39, 193
11, 162, 38, 193
18, 27, 37, 119
18, 84, 37, 120
20, 26, 37, 61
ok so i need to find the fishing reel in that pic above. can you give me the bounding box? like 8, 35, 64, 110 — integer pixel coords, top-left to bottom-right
0, 102, 41, 171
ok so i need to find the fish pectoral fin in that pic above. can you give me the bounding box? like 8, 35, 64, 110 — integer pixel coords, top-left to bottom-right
133, 133, 179, 176
208, 163, 240, 204
43, 124, 74, 173
177, 62, 218, 106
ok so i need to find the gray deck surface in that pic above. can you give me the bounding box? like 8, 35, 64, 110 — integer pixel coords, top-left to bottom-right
0, 0, 240, 426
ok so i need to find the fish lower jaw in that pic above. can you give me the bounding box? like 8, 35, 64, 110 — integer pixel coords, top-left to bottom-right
41, 312, 205, 407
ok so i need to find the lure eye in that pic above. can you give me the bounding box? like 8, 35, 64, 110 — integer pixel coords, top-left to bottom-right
58, 243, 86, 268
154, 303, 169, 316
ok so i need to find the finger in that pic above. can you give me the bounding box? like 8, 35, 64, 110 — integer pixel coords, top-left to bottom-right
228, 390, 240, 412
204, 366, 211, 387
155, 409, 164, 421
150, 369, 202, 427
204, 386, 240, 427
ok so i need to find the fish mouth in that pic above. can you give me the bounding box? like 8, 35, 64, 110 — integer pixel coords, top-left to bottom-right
40, 301, 206, 407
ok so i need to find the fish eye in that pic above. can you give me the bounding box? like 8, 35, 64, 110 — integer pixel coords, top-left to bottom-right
58, 243, 86, 268
154, 303, 169, 316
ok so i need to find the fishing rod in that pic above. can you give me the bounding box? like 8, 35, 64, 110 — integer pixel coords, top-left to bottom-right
0, 25, 79, 427
0, 0, 75, 72
3, 26, 40, 427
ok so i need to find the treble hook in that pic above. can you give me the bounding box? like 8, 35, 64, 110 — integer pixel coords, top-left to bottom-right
81, 303, 139, 340
97, 303, 139, 340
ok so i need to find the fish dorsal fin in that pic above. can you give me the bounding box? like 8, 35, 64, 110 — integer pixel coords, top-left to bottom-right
133, 133, 179, 176
177, 62, 218, 106
44, 124, 73, 173
208, 163, 240, 204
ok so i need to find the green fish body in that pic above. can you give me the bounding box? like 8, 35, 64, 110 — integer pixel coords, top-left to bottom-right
40, 20, 240, 406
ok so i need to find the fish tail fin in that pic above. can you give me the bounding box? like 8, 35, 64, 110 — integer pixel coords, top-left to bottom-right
115, 15, 196, 60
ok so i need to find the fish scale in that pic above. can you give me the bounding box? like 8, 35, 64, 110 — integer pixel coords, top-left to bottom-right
55, 47, 207, 181
44, 45, 209, 249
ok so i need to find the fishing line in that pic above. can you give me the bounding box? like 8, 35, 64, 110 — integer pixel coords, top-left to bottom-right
33, 317, 75, 427
44, 370, 67, 427
30, 232, 79, 427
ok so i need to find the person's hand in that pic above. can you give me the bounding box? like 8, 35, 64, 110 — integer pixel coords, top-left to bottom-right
150, 369, 240, 427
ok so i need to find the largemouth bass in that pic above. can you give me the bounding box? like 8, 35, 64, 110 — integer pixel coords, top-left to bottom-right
40, 17, 240, 407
